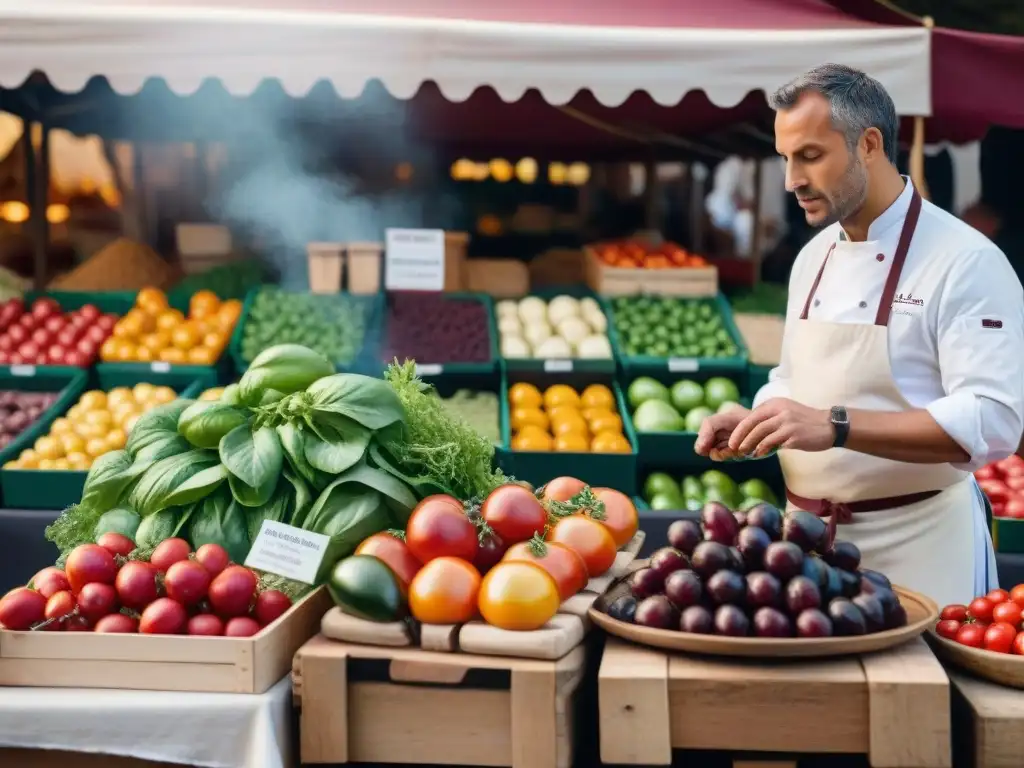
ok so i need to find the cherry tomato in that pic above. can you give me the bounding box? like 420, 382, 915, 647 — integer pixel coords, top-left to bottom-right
356, 532, 423, 593
77, 583, 118, 623
473, 531, 507, 575
985, 622, 1018, 653
540, 476, 586, 503
405, 496, 478, 563
115, 561, 159, 610
1010, 584, 1024, 608
188, 614, 225, 636
987, 588, 1011, 605
164, 560, 211, 606
65, 544, 117, 593
504, 539, 588, 600
0, 587, 46, 630
939, 604, 968, 623
139, 598, 188, 635
195, 543, 230, 577
956, 623, 986, 648
547, 515, 617, 577
968, 597, 995, 623
31, 567, 70, 599
935, 619, 961, 640
254, 590, 292, 626
481, 485, 548, 545
94, 614, 138, 633
590, 488, 639, 548
208, 565, 258, 618
993, 600, 1023, 627
96, 532, 135, 558
150, 538, 192, 573
478, 561, 561, 631
408, 557, 481, 624
1013, 632, 1024, 655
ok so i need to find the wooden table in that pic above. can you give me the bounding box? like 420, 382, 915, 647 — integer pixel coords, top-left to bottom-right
948, 669, 1024, 768
598, 637, 951, 768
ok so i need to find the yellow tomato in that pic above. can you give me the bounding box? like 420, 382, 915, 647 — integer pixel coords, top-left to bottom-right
79, 390, 108, 411
478, 561, 560, 631
159, 347, 188, 364
554, 433, 589, 452
19, 449, 38, 467
132, 382, 154, 402
66, 451, 90, 470
171, 324, 199, 350
85, 437, 110, 458
188, 346, 217, 365
591, 431, 631, 453
34, 436, 63, 460
75, 422, 107, 441
151, 386, 177, 404
136, 287, 169, 315
511, 431, 553, 452
114, 341, 138, 362
59, 433, 86, 455
106, 428, 128, 450
140, 332, 170, 354
580, 384, 615, 410
112, 321, 136, 340
111, 404, 139, 427
106, 388, 134, 409
202, 332, 226, 352
589, 412, 623, 434
189, 290, 221, 318
217, 300, 243, 330
134, 346, 154, 361
49, 418, 72, 435
84, 410, 113, 429
508, 382, 543, 410
66, 405, 85, 422
53, 458, 71, 471
543, 384, 580, 410
546, 405, 581, 424
510, 407, 549, 432
156, 309, 186, 332
100, 337, 119, 361
37, 458, 56, 470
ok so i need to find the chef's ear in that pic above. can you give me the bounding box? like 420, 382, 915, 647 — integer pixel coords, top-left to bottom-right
860, 127, 886, 164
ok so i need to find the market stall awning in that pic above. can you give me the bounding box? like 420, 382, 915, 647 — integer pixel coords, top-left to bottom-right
0, 0, 932, 114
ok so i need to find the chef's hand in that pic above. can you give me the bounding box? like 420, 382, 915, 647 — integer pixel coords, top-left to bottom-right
728, 398, 833, 457
694, 404, 750, 461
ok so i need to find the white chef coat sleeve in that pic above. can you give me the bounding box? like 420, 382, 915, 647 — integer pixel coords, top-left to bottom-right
925, 247, 1024, 471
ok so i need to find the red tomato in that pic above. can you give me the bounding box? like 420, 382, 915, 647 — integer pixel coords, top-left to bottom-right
0, 587, 47, 630
985, 622, 1018, 653
208, 565, 258, 617
540, 476, 587, 503
31, 567, 70, 599
115, 561, 159, 610
139, 598, 188, 635
409, 557, 481, 625
1006, 477, 1024, 492
987, 588, 1011, 605
76, 583, 118, 623
94, 614, 138, 633
993, 600, 1023, 627
56, 327, 78, 347
31, 298, 59, 321
224, 617, 261, 637
546, 515, 617, 577
164, 560, 211, 606
79, 304, 100, 322
478, 561, 561, 631
97, 314, 117, 332
590, 488, 639, 548
956, 623, 986, 648
30, 328, 49, 346
7, 325, 26, 344
405, 496, 478, 563
63, 350, 87, 367
978, 480, 1010, 504
43, 316, 64, 335
44, 590, 75, 624
46, 345, 66, 364
356, 532, 422, 593
149, 538, 192, 572
188, 614, 225, 636
17, 341, 39, 360
504, 539, 588, 600
940, 604, 968, 622
97, 532, 135, 558
254, 590, 292, 626
481, 485, 548, 545
65, 544, 117, 593
968, 597, 995, 623
473, 531, 507, 575
195, 543, 230, 576
935, 619, 961, 640
1010, 584, 1024, 608
1013, 632, 1024, 656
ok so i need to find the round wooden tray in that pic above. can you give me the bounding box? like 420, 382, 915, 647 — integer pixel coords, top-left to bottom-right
926, 629, 1024, 688
589, 581, 937, 658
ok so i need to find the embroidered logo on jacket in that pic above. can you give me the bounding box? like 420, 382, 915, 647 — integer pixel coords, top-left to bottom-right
892, 292, 924, 307
982, 319, 1003, 329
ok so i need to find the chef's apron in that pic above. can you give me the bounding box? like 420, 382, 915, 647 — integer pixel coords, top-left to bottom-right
779, 188, 995, 608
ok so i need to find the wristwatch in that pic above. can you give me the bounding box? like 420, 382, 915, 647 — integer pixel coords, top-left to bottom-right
830, 406, 850, 448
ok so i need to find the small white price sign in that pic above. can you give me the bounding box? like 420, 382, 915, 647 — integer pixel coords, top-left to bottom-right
9, 365, 35, 377
385, 228, 446, 291
415, 363, 443, 377
667, 358, 699, 373
244, 520, 330, 585
150, 362, 171, 373
543, 359, 573, 373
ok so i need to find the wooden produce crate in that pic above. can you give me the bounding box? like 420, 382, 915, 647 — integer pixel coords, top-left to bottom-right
0, 587, 332, 693
599, 636, 951, 768
294, 635, 587, 767
948, 669, 1024, 768
584, 247, 718, 297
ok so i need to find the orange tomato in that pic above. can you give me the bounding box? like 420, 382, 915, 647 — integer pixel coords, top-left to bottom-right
511, 431, 553, 452
591, 432, 631, 453
189, 290, 220, 319
551, 415, 588, 438
355, 532, 422, 595
134, 346, 155, 362
187, 346, 217, 365
141, 332, 170, 353
203, 332, 226, 351
170, 323, 199, 350
156, 309, 186, 332
113, 342, 137, 362
478, 561, 560, 631
136, 287, 168, 315
554, 433, 588, 452
99, 337, 119, 362
540, 476, 587, 503
546, 515, 616, 576
589, 488, 639, 548
408, 557, 481, 624
589, 412, 623, 434
217, 299, 243, 329
503, 540, 588, 600
158, 347, 187, 364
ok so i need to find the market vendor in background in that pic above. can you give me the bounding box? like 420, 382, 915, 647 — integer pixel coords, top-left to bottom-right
695, 64, 1024, 608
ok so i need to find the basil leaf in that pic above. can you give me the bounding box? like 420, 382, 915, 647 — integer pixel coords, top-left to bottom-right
80, 450, 150, 512
228, 470, 278, 508
161, 463, 228, 508
331, 459, 417, 517
307, 373, 405, 431
220, 424, 283, 489
277, 422, 330, 491
303, 419, 369, 475
189, 486, 251, 565
126, 399, 194, 459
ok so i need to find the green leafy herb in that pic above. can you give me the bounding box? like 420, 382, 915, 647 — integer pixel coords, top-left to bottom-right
306, 373, 405, 431
219, 424, 283, 490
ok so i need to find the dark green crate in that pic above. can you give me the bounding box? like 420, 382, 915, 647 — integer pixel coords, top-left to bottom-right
428, 374, 504, 456
0, 377, 207, 510
0, 367, 89, 471
498, 369, 638, 495
603, 293, 749, 377
23, 290, 138, 316
993, 517, 1024, 554
167, 262, 268, 305
636, 459, 784, 512
94, 363, 221, 392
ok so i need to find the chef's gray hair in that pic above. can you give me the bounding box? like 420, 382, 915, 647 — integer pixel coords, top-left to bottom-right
769, 64, 899, 165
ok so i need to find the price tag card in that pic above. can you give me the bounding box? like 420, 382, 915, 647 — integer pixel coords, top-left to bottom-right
667, 358, 699, 373
414, 363, 443, 377
385, 228, 446, 291
543, 359, 573, 373
244, 520, 330, 585
9, 365, 36, 377
150, 362, 171, 373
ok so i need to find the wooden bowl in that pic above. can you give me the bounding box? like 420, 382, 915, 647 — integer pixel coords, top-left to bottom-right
926, 629, 1024, 688
589, 580, 937, 659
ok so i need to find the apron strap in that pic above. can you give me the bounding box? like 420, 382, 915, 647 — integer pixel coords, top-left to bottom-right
799, 243, 836, 320
875, 188, 923, 326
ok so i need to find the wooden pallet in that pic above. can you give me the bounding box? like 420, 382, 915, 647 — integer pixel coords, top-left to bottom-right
949, 668, 1024, 768
598, 636, 951, 768
320, 531, 644, 660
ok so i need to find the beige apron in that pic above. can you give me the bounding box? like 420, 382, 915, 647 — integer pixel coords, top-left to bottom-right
779, 189, 977, 607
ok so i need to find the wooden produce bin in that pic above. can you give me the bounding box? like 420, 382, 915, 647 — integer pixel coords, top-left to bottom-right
599, 637, 952, 768
0, 587, 331, 693
346, 241, 383, 294
584, 247, 718, 297
445, 231, 470, 292
948, 669, 1024, 768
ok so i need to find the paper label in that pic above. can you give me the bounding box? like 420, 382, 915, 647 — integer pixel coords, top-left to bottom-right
543, 359, 573, 373
414, 363, 443, 377
667, 358, 699, 373
244, 520, 330, 585
10, 365, 36, 377
385, 228, 446, 291
150, 362, 171, 373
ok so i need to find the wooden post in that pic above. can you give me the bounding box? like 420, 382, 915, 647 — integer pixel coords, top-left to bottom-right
750, 159, 764, 284
908, 16, 934, 202
22, 120, 47, 290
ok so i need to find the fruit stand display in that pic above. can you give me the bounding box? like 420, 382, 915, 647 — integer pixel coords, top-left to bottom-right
584, 239, 717, 297
640, 468, 781, 513
0, 295, 122, 368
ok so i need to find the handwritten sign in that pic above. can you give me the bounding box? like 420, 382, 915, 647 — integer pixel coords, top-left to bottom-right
385, 228, 445, 291
244, 520, 330, 585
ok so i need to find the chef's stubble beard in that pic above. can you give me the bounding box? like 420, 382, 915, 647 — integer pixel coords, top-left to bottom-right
811, 155, 870, 229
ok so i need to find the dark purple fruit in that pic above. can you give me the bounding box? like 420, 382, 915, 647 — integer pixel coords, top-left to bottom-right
690, 541, 732, 580
745, 503, 783, 540
861, 569, 892, 590
727, 547, 745, 573
737, 526, 771, 570
821, 564, 843, 603
650, 547, 689, 578
824, 540, 861, 572
702, 502, 740, 546
795, 608, 833, 638
714, 604, 750, 637
607, 596, 638, 623
733, 511, 748, 528
753, 607, 793, 638
634, 595, 679, 629
706, 570, 746, 606
852, 593, 885, 632
785, 576, 822, 614
664, 570, 703, 610
827, 598, 867, 636
782, 510, 829, 553
887, 603, 908, 629
801, 556, 828, 590
869, 586, 900, 623
764, 541, 804, 581
680, 605, 714, 634
629, 567, 665, 600
838, 569, 861, 598
746, 571, 782, 609
667, 519, 702, 555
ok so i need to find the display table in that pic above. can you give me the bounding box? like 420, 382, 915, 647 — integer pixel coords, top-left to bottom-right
0, 675, 295, 768
948, 669, 1024, 768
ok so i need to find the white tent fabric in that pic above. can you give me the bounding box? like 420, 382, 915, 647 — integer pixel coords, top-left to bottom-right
0, 1, 931, 114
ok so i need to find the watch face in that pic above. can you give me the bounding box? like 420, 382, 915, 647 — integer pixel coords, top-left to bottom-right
831, 406, 849, 424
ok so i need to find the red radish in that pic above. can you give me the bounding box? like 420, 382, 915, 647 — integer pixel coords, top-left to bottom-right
224, 617, 261, 637
32, 567, 70, 599
195, 543, 230, 576
94, 614, 138, 633
208, 566, 258, 618
115, 561, 159, 610
65, 544, 117, 593
150, 538, 192, 572
96, 532, 135, 557
139, 598, 188, 635
0, 587, 46, 630
76, 583, 118, 623
187, 614, 225, 636
164, 560, 211, 606
254, 590, 292, 626
44, 590, 75, 622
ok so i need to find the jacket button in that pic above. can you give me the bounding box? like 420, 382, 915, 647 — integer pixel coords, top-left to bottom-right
858, 301, 867, 308
876, 253, 885, 262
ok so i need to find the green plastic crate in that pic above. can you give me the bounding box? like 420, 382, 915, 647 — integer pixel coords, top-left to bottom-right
498, 369, 638, 495
23, 290, 138, 316
0, 366, 89, 471
993, 517, 1024, 554
636, 460, 785, 512
0, 375, 207, 510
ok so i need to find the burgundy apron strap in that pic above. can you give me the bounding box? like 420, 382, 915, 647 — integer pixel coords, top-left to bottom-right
874, 188, 923, 326
799, 243, 837, 320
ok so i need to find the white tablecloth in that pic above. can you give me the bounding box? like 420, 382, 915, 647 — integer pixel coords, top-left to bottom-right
0, 675, 294, 768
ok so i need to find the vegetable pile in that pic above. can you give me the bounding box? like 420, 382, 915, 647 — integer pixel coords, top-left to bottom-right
441, 390, 500, 445
643, 470, 778, 512
934, 585, 1024, 654
100, 288, 241, 366
381, 293, 491, 365
508, 382, 630, 453
328, 476, 639, 631
239, 288, 370, 366
0, 297, 118, 367
627, 376, 741, 433
975, 454, 1024, 520
7, 384, 178, 471
592, 240, 708, 269
0, 537, 293, 636
0, 391, 59, 451
496, 295, 613, 360
606, 502, 909, 638
609, 296, 740, 359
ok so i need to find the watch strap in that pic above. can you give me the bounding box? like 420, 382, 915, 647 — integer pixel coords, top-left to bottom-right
831, 406, 850, 448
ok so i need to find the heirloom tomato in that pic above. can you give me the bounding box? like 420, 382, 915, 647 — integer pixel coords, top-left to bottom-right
503, 539, 588, 600
409, 557, 481, 625
478, 561, 560, 632
405, 495, 477, 563
546, 515, 617, 576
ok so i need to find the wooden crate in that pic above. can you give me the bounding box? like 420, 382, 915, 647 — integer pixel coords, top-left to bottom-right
294, 634, 587, 767
584, 247, 718, 297
599, 636, 951, 768
0, 587, 331, 693
949, 669, 1024, 768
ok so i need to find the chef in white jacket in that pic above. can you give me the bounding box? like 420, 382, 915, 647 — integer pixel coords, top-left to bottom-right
695, 64, 1024, 608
